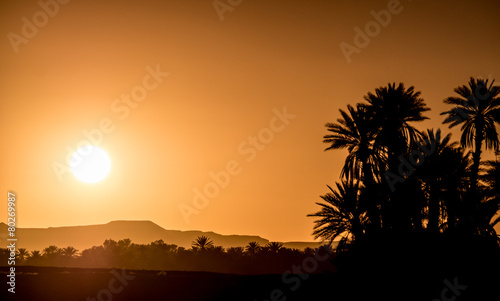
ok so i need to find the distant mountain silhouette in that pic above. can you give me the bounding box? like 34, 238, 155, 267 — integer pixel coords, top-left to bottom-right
0, 221, 324, 251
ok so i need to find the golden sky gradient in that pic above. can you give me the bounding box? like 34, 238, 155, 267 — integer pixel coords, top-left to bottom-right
1, 0, 499, 242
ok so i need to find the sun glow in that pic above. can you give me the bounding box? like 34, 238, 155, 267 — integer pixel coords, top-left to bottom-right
70, 146, 111, 183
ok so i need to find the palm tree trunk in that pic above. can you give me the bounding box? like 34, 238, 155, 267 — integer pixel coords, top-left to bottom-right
468, 122, 484, 232
362, 160, 381, 232
470, 135, 483, 193
387, 145, 403, 232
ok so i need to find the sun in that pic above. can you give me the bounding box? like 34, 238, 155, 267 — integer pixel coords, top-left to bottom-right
70, 146, 111, 183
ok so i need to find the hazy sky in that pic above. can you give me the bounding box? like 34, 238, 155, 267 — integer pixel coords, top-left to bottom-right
1, 0, 499, 242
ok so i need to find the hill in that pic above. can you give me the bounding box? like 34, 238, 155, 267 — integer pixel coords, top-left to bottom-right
0, 220, 324, 251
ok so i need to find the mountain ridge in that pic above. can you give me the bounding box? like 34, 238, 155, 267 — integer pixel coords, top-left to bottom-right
0, 220, 323, 251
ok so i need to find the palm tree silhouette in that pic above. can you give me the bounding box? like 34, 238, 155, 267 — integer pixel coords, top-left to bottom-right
43, 245, 60, 257
441, 77, 500, 197
416, 129, 459, 233
43, 245, 61, 265
362, 83, 429, 172
324, 105, 384, 231
27, 250, 43, 265
62, 246, 78, 258
362, 82, 430, 231
191, 236, 214, 251
227, 247, 244, 257
265, 242, 283, 254
17, 248, 29, 263
245, 241, 260, 256
438, 147, 472, 233
324, 104, 383, 184
308, 181, 367, 247
30, 250, 42, 258
211, 245, 225, 254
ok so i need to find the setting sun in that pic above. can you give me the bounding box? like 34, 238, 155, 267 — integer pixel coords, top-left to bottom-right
70, 146, 111, 183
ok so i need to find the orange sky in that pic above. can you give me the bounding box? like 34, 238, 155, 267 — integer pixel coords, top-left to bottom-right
1, 0, 499, 242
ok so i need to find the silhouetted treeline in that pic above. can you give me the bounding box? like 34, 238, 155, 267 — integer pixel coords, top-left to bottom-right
0, 237, 334, 275
309, 78, 500, 274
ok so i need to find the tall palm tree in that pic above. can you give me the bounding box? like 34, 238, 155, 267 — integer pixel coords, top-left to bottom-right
362, 83, 430, 172
361, 82, 430, 231
308, 181, 368, 246
440, 148, 472, 233
324, 105, 383, 183
191, 236, 214, 251
324, 105, 384, 231
245, 241, 261, 256
417, 129, 458, 232
441, 77, 500, 196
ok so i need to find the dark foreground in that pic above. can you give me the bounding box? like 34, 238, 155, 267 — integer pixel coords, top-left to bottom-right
0, 264, 499, 301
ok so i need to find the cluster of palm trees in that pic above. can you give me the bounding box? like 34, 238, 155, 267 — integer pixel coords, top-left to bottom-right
0, 237, 330, 274
191, 235, 287, 255
10, 246, 79, 266
309, 78, 500, 250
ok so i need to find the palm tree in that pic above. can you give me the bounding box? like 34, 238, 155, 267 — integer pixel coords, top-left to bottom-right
324, 105, 384, 231
30, 250, 42, 258
17, 248, 29, 263
27, 250, 43, 265
265, 242, 283, 254
324, 104, 383, 184
245, 241, 260, 256
417, 129, 458, 232
308, 181, 368, 247
227, 247, 244, 257
440, 148, 472, 233
43, 245, 61, 265
210, 245, 225, 254
43, 245, 60, 257
62, 246, 78, 259
362, 83, 430, 172
362, 82, 430, 230
441, 77, 500, 196
191, 236, 214, 251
